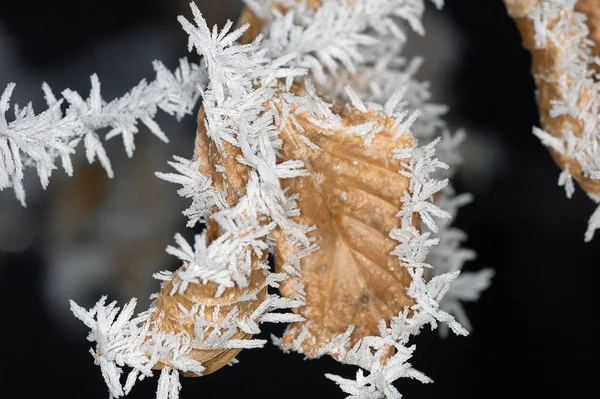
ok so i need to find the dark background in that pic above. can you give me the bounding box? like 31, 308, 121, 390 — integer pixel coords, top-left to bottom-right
1, 1, 599, 398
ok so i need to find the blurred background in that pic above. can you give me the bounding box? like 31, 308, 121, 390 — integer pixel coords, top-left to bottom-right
1, 1, 599, 398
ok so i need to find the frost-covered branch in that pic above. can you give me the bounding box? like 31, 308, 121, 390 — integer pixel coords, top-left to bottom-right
0, 58, 206, 205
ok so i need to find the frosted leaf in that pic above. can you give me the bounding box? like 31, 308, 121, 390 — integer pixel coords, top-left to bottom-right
509, 0, 600, 239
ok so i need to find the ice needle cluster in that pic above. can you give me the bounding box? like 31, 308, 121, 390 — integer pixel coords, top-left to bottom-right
0, 1, 494, 398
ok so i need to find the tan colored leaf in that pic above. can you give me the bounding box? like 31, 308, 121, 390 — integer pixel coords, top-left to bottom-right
272, 97, 417, 357
236, 2, 417, 359
506, 0, 600, 197
150, 251, 267, 376
150, 108, 268, 376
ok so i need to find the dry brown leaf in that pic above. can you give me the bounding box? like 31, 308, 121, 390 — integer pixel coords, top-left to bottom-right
236, 6, 417, 358
150, 109, 268, 376
271, 96, 417, 357
150, 252, 267, 376
506, 0, 600, 197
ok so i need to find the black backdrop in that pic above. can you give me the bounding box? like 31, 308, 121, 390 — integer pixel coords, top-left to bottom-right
1, 1, 599, 398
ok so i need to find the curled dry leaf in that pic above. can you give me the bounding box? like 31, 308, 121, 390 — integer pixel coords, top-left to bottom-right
272, 92, 417, 357
505, 0, 600, 197
150, 109, 268, 376
150, 258, 267, 376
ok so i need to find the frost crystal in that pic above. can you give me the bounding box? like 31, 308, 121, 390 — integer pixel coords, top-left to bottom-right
155, 156, 226, 227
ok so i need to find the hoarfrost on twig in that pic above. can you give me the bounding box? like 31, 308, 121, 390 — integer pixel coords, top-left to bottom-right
0, 58, 206, 205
